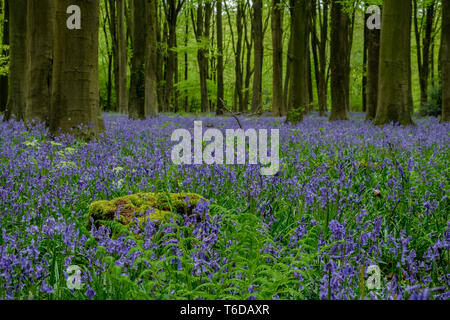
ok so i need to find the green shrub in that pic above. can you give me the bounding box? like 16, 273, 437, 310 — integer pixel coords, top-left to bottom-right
420, 83, 442, 117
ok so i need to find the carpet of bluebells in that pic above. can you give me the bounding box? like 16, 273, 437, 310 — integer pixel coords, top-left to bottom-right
0, 113, 448, 300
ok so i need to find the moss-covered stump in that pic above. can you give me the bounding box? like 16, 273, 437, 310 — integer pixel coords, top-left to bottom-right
87, 192, 206, 231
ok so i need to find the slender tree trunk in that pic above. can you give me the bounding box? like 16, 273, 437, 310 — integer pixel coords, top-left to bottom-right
117, 0, 128, 114
216, 0, 224, 115
271, 0, 283, 117
283, 35, 292, 117
184, 10, 189, 112
243, 9, 252, 113
50, 0, 105, 136
311, 0, 329, 117
102, 2, 113, 112
286, 0, 310, 124
129, 0, 146, 119
0, 0, 9, 113
144, 0, 158, 117
365, 12, 380, 122
163, 0, 181, 113
234, 1, 243, 112
24, 0, 55, 124
374, 0, 413, 126
193, 0, 211, 113
442, 0, 450, 122
107, 0, 118, 112
5, 0, 27, 121
414, 0, 435, 111
251, 0, 263, 113
362, 12, 369, 113
329, 0, 350, 121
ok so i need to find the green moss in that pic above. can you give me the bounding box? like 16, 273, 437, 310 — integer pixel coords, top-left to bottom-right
87, 192, 206, 230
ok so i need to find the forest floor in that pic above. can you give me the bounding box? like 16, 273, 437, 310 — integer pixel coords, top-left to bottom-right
0, 113, 448, 300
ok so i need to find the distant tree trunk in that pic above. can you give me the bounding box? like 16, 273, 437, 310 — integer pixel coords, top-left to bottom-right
365, 8, 381, 121
117, 0, 128, 114
243, 7, 252, 113
129, 0, 146, 119
375, 0, 413, 126
329, 0, 350, 121
102, 2, 113, 112
271, 0, 283, 117
193, 0, 211, 113
50, 0, 105, 136
216, 0, 224, 115
286, 0, 310, 124
163, 0, 183, 113
414, 0, 435, 110
283, 35, 292, 117
24, 0, 55, 123
234, 1, 243, 112
442, 0, 450, 122
144, 0, 158, 117
311, 0, 329, 117
0, 0, 9, 113
251, 0, 263, 113
184, 10, 189, 112
107, 0, 118, 112
362, 12, 368, 113
5, 0, 27, 121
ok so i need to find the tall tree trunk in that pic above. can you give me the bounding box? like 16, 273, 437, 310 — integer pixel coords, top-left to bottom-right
50, 0, 105, 136
129, 0, 146, 119
144, 0, 158, 117
234, 1, 243, 112
107, 0, 118, 112
25, 0, 55, 123
442, 0, 450, 122
414, 0, 435, 111
243, 7, 252, 113
0, 0, 9, 113
102, 1, 113, 112
311, 0, 329, 117
329, 0, 350, 121
283, 35, 292, 117
216, 0, 224, 115
193, 0, 211, 113
117, 0, 128, 114
163, 0, 182, 113
374, 0, 413, 126
5, 0, 27, 121
365, 11, 380, 122
286, 0, 310, 124
362, 12, 369, 113
251, 0, 263, 113
184, 9, 189, 112
271, 0, 283, 117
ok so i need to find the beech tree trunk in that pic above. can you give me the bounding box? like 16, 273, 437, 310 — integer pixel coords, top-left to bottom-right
129, 0, 146, 119
0, 0, 9, 113
5, 0, 27, 121
25, 0, 55, 123
117, 0, 128, 114
365, 10, 380, 121
374, 0, 414, 126
286, 0, 310, 124
144, 0, 158, 117
216, 0, 224, 115
329, 0, 350, 121
271, 0, 283, 117
442, 0, 450, 122
50, 0, 105, 136
251, 0, 263, 113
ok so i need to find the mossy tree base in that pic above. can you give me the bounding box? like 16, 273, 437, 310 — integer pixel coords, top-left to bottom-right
87, 192, 206, 230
